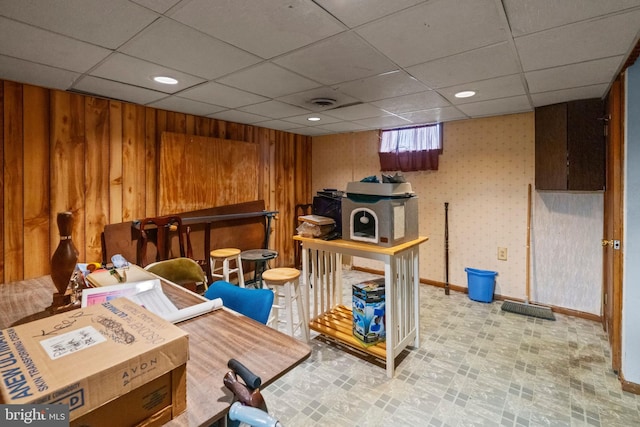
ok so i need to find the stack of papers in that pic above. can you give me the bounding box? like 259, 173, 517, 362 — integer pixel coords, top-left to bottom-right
81, 279, 221, 323
297, 214, 337, 238
85, 266, 158, 287
298, 214, 335, 225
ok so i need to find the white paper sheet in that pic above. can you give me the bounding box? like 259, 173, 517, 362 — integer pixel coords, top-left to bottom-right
40, 326, 107, 360
81, 279, 221, 323
160, 299, 222, 323
81, 279, 160, 307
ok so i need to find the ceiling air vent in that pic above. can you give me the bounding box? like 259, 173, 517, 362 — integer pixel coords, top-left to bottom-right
310, 98, 337, 107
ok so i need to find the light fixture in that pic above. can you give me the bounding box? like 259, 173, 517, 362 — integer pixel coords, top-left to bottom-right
308, 117, 321, 121
153, 76, 178, 85
454, 90, 476, 98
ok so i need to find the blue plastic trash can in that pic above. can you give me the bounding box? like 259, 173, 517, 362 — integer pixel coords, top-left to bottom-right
465, 267, 497, 303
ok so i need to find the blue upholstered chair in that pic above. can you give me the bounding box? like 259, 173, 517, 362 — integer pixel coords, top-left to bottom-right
204, 280, 274, 324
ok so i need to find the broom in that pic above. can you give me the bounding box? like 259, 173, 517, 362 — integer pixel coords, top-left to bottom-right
444, 202, 450, 296
501, 184, 555, 320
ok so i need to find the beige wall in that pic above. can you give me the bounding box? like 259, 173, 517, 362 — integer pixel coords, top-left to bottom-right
312, 112, 603, 314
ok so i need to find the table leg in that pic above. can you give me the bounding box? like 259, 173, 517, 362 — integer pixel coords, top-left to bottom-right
255, 261, 265, 288
384, 260, 395, 378
301, 244, 311, 323
245, 260, 268, 288
412, 248, 421, 348
204, 223, 212, 284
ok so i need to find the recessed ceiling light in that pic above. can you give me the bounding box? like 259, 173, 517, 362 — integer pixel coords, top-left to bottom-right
153, 76, 178, 85
454, 90, 476, 98
308, 117, 321, 121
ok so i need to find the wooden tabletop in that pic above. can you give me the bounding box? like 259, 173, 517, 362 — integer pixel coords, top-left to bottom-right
293, 235, 429, 256
0, 273, 311, 426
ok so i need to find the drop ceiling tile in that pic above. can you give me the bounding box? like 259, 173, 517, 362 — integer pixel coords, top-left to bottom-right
282, 113, 342, 126
313, 0, 426, 28
323, 103, 388, 121
148, 96, 226, 116
316, 121, 369, 133
0, 55, 79, 90
274, 32, 397, 85
0, 17, 111, 72
455, 95, 532, 117
217, 63, 321, 98
354, 115, 412, 129
288, 126, 333, 136
169, 0, 345, 58
1, 1, 638, 133
530, 84, 609, 107
515, 10, 640, 71
276, 87, 360, 111
90, 53, 206, 93
407, 42, 520, 89
356, 0, 507, 67
131, 0, 181, 14
398, 106, 468, 124
503, 0, 640, 36
179, 81, 268, 108
208, 110, 270, 124
372, 90, 451, 114
238, 100, 311, 119
438, 74, 526, 105
525, 56, 623, 94
119, 18, 262, 80
336, 70, 431, 102
72, 76, 167, 105
0, 0, 158, 49
252, 119, 300, 131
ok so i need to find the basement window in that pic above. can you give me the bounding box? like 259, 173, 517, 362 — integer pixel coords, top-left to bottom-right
379, 123, 443, 172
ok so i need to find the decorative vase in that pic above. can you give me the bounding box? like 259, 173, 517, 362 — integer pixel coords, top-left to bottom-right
50, 211, 79, 297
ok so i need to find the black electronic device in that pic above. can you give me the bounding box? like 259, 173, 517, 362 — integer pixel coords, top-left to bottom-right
312, 191, 343, 235
322, 230, 341, 241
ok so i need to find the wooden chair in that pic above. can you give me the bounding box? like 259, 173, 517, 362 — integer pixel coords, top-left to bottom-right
137, 215, 186, 266
145, 257, 207, 293
294, 203, 313, 269
185, 225, 208, 272
101, 221, 142, 266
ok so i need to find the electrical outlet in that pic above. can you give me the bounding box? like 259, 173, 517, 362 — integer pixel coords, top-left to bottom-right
498, 247, 507, 261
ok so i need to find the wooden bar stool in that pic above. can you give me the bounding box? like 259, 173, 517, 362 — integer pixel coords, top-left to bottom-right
210, 248, 245, 287
262, 267, 309, 341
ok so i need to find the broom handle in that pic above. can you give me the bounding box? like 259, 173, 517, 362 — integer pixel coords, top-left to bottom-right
444, 202, 450, 296
526, 184, 532, 304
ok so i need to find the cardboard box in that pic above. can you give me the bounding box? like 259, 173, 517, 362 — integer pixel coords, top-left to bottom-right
72, 364, 187, 427
0, 297, 189, 423
352, 279, 386, 345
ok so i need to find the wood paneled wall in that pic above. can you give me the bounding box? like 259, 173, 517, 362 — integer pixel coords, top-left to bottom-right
159, 132, 261, 214
0, 80, 312, 284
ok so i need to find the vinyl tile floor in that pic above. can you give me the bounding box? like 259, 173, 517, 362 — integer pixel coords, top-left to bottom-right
262, 269, 640, 427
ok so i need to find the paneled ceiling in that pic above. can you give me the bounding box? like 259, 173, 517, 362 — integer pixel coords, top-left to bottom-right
1, 0, 639, 136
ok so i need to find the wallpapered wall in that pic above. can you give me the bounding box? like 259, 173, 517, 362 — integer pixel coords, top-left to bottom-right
623, 58, 640, 383
312, 112, 603, 315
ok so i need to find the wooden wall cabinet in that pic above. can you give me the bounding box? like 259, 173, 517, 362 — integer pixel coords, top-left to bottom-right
535, 98, 605, 191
